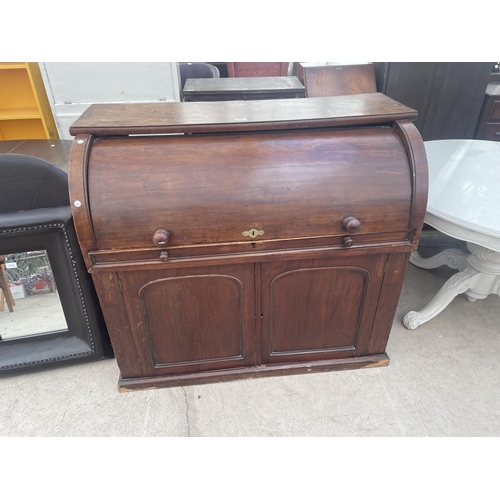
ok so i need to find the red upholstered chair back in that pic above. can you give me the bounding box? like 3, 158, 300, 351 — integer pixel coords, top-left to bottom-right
226, 62, 289, 78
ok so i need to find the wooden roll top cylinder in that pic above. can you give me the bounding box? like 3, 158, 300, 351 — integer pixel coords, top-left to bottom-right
84, 127, 412, 252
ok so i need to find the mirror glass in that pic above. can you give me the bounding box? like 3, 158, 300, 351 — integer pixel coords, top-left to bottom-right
0, 250, 68, 340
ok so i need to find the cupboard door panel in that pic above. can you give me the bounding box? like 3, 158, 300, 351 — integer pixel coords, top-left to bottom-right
118, 264, 256, 376
261, 255, 386, 364
141, 275, 243, 366
270, 267, 366, 351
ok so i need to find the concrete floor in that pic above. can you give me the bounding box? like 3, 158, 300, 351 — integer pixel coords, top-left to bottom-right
0, 235, 499, 437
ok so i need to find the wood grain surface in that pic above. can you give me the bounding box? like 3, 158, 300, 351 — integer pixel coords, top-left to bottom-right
87, 127, 412, 251
297, 62, 377, 98
69, 93, 417, 136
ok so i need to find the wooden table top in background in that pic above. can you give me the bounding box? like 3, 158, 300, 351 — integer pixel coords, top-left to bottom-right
0, 140, 73, 172
182, 76, 306, 102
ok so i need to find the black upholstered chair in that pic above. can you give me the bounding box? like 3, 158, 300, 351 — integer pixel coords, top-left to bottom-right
0, 154, 112, 374
0, 154, 70, 212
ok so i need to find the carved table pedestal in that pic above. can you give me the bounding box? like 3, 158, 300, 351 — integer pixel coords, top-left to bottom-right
404, 140, 500, 329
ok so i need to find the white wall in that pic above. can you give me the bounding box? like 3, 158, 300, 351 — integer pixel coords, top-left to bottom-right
40, 62, 181, 139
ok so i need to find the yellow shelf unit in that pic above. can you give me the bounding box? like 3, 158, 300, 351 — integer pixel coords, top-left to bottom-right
0, 62, 59, 140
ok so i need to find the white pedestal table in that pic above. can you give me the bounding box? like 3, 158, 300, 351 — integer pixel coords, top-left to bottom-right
403, 140, 500, 330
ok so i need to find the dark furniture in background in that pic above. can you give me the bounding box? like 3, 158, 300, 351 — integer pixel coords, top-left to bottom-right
490, 71, 500, 83
68, 93, 427, 391
178, 63, 220, 101
226, 62, 289, 78
0, 153, 112, 374
474, 81, 500, 141
182, 76, 305, 102
297, 62, 377, 97
374, 62, 493, 141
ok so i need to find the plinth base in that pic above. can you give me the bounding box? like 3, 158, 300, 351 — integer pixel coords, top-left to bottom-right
118, 354, 390, 391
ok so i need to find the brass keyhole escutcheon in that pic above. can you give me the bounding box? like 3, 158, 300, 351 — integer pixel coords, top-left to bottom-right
242, 228, 264, 238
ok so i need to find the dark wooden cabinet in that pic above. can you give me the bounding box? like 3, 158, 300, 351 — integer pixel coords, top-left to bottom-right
68, 94, 427, 391
474, 82, 500, 141
183, 76, 305, 102
374, 62, 493, 141
297, 62, 376, 97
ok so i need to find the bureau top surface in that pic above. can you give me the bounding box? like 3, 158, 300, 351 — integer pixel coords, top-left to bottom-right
69, 93, 417, 136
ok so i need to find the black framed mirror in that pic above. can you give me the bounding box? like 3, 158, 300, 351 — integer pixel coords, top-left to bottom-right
0, 206, 112, 373
0, 154, 112, 374
1, 249, 68, 339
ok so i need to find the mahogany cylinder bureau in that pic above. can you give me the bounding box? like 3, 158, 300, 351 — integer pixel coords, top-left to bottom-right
68, 94, 428, 391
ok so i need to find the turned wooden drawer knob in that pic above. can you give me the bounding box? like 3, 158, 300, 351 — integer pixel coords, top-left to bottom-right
343, 216, 361, 234
152, 228, 170, 246
343, 236, 354, 247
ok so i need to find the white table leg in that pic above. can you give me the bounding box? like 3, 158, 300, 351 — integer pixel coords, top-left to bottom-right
404, 242, 500, 329
409, 248, 469, 272
463, 243, 500, 303
403, 267, 481, 329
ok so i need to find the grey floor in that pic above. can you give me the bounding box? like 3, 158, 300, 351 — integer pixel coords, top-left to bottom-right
1, 234, 499, 437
